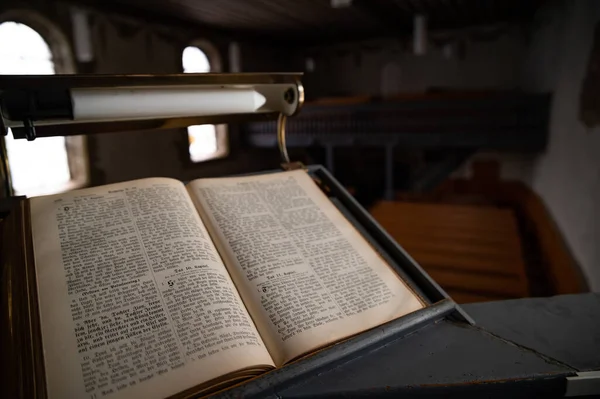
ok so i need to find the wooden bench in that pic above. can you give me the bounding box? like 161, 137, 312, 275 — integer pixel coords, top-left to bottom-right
370, 201, 530, 303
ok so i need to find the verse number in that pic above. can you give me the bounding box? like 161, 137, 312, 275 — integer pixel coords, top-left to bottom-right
262, 287, 267, 293
168, 280, 174, 288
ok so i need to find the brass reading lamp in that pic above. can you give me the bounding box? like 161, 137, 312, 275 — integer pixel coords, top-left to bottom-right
0, 73, 304, 197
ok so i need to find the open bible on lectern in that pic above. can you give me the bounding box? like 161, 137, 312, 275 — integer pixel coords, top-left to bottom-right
17, 169, 423, 399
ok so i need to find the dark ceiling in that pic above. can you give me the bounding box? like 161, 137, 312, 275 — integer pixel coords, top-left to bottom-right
83, 0, 544, 44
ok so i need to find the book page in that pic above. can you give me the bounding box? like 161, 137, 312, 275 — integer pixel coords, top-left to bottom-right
30, 178, 274, 399
187, 170, 423, 366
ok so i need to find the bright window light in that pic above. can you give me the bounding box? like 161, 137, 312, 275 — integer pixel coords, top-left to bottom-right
187, 125, 218, 162
183, 45, 226, 163
182, 46, 210, 73
0, 21, 71, 196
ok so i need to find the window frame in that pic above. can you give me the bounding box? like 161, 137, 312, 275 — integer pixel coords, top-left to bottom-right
0, 10, 89, 196
182, 39, 229, 163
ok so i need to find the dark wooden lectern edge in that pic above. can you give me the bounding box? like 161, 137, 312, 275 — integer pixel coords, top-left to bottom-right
311, 166, 472, 323
213, 299, 457, 399
0, 198, 47, 399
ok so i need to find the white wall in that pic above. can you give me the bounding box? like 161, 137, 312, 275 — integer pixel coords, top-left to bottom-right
524, 0, 600, 291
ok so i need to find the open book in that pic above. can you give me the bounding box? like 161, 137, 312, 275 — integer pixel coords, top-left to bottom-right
29, 169, 423, 398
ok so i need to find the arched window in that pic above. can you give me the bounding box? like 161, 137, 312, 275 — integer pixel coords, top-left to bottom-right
0, 16, 88, 197
182, 41, 228, 163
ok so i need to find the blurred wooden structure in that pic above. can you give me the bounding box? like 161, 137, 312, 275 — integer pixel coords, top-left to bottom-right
370, 160, 586, 303
245, 92, 551, 204
371, 202, 529, 303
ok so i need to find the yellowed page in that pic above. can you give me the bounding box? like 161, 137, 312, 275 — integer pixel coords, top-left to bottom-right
30, 177, 274, 399
187, 170, 423, 366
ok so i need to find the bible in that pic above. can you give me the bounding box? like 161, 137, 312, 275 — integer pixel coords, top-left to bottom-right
10, 169, 423, 398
